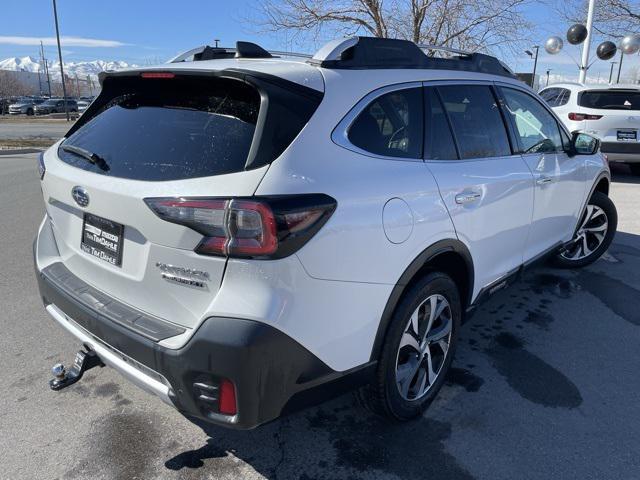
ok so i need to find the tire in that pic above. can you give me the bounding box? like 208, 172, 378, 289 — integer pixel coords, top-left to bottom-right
629, 164, 640, 176
26, 108, 34, 116
358, 272, 461, 421
554, 191, 617, 269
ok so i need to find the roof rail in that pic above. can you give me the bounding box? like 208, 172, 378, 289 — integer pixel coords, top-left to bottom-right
310, 36, 515, 78
168, 42, 312, 63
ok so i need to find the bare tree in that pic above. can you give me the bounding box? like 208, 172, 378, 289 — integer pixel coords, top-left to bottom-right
251, 0, 532, 54
558, 0, 639, 38
0, 71, 29, 98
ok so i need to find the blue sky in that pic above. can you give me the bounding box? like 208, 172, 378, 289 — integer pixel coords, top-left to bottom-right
1, 0, 638, 83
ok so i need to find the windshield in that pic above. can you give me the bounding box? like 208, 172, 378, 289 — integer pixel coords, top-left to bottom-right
58, 76, 261, 181
579, 90, 640, 110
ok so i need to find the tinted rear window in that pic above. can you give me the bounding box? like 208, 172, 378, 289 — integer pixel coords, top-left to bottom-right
59, 77, 260, 181
579, 90, 640, 110
437, 85, 512, 159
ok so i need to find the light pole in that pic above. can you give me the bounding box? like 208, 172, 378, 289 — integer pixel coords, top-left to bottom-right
40, 41, 52, 97
52, 0, 70, 121
579, 0, 596, 83
525, 46, 540, 89
616, 49, 624, 83
608, 61, 618, 83
546, 69, 552, 86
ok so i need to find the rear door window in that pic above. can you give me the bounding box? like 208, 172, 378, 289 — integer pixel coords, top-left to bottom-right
59, 77, 260, 181
437, 85, 512, 159
348, 87, 423, 159
579, 90, 640, 110
424, 87, 458, 160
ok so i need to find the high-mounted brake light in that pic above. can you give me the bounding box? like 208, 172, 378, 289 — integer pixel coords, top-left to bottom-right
140, 72, 175, 79
144, 195, 336, 259
568, 112, 602, 121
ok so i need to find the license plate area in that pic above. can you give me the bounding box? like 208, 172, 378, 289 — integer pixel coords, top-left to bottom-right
81, 213, 124, 267
617, 130, 637, 142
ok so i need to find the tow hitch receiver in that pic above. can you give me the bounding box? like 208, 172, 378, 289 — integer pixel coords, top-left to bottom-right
49, 348, 104, 391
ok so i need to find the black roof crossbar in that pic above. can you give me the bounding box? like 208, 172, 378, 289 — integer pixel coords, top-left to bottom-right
191, 42, 272, 61
310, 37, 515, 78
169, 42, 309, 63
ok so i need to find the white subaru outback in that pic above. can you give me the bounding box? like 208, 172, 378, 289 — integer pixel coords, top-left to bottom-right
33, 37, 616, 429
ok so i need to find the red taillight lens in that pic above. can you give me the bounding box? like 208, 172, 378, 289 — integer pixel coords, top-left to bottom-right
140, 72, 175, 79
145, 198, 277, 257
144, 195, 336, 259
219, 379, 237, 416
568, 112, 602, 121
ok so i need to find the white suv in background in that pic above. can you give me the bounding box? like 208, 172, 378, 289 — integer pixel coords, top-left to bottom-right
34, 37, 616, 430
540, 83, 640, 174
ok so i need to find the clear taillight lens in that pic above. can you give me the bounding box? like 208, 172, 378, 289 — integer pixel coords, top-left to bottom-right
144, 195, 336, 259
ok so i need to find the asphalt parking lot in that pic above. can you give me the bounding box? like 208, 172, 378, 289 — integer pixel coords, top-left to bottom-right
1, 152, 639, 480
0, 117, 73, 140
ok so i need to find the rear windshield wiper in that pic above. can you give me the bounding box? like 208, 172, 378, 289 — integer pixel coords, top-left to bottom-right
60, 144, 110, 171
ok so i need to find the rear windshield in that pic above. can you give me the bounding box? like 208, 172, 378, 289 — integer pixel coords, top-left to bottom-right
59, 77, 260, 181
579, 90, 640, 110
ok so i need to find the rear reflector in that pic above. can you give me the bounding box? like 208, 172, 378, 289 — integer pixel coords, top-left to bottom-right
219, 379, 237, 416
568, 112, 603, 121
140, 72, 176, 79
144, 194, 336, 259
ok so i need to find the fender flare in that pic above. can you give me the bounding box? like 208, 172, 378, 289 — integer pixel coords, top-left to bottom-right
575, 170, 610, 234
369, 238, 474, 362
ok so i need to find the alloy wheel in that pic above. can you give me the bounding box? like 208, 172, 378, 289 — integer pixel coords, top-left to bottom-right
561, 205, 608, 261
395, 294, 452, 401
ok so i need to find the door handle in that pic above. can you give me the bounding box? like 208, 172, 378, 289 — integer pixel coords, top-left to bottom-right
455, 192, 482, 204
536, 175, 553, 185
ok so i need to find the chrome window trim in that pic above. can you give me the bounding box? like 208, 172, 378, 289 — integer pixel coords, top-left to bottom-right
331, 81, 424, 163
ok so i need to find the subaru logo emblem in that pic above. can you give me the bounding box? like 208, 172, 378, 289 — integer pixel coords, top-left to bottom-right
72, 186, 89, 207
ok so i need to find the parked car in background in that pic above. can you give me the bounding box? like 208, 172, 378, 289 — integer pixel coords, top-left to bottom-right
540, 83, 640, 175
8, 96, 45, 115
34, 98, 78, 115
76, 100, 90, 113
0, 97, 12, 114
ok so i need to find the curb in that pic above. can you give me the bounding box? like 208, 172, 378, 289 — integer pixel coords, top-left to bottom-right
0, 148, 44, 156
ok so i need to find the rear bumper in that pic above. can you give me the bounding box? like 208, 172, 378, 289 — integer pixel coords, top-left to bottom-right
600, 142, 640, 163
35, 255, 373, 429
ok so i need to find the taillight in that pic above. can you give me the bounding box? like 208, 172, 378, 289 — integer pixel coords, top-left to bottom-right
568, 112, 603, 121
144, 194, 336, 259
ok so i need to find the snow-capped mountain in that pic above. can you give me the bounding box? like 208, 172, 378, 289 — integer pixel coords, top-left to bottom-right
0, 56, 138, 80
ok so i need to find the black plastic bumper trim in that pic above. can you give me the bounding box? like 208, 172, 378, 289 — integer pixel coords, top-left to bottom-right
36, 258, 374, 429
41, 262, 185, 342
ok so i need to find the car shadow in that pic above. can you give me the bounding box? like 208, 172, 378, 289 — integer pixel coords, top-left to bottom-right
165, 391, 475, 480
610, 162, 640, 184
162, 232, 640, 480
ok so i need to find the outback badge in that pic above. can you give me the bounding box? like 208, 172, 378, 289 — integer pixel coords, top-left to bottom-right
155, 262, 210, 289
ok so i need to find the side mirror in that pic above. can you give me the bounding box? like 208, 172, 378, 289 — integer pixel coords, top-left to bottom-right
571, 132, 600, 155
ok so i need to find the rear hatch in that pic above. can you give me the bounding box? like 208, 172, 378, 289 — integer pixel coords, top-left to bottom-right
579, 89, 640, 143
41, 70, 322, 330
